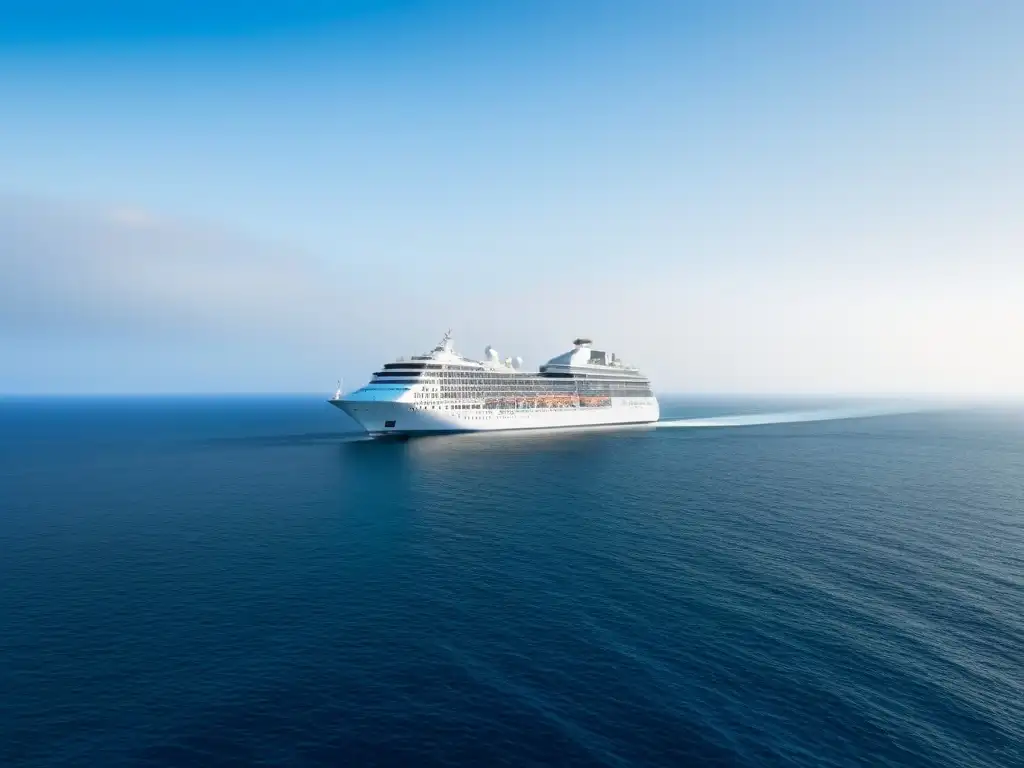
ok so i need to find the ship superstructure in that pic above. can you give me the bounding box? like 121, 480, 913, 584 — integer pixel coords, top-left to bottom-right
330, 332, 659, 436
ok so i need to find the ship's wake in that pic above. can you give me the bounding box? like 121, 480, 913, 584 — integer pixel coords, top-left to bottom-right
656, 404, 920, 429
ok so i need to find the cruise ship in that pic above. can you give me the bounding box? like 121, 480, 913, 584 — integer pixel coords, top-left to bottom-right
330, 332, 659, 436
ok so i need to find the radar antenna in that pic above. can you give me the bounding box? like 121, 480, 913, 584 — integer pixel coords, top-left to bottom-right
434, 329, 453, 351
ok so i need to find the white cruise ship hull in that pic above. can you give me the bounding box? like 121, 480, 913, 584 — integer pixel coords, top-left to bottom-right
331, 395, 659, 436
331, 333, 659, 437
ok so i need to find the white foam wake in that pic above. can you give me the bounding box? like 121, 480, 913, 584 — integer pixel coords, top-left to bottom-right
656, 405, 917, 429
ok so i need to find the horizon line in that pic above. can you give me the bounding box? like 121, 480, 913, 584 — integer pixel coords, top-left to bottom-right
1, 391, 1021, 401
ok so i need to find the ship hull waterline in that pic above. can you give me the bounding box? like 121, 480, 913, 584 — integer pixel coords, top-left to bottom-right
330, 398, 660, 438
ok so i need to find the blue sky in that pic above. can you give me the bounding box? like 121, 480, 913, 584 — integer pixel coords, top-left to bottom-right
1, 1, 1022, 394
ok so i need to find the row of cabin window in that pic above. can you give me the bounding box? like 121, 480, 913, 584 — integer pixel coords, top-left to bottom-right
378, 368, 643, 380
409, 386, 653, 394
425, 380, 651, 391
431, 386, 653, 395
389, 377, 649, 388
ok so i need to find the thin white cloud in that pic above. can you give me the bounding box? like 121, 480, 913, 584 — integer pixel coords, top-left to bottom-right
0, 196, 354, 343
1, 197, 1022, 395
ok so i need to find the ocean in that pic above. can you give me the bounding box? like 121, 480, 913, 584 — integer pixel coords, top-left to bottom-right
1, 396, 1021, 767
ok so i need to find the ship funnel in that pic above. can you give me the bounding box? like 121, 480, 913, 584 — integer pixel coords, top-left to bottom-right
511, 356, 523, 370
485, 346, 499, 364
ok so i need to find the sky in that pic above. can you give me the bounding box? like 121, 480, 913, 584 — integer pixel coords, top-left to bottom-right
1, 0, 1022, 395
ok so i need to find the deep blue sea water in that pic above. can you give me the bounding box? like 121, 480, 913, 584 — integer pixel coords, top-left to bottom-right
1, 396, 1022, 767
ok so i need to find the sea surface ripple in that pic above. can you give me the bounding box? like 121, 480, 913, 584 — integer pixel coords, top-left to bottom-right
1, 396, 1022, 767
